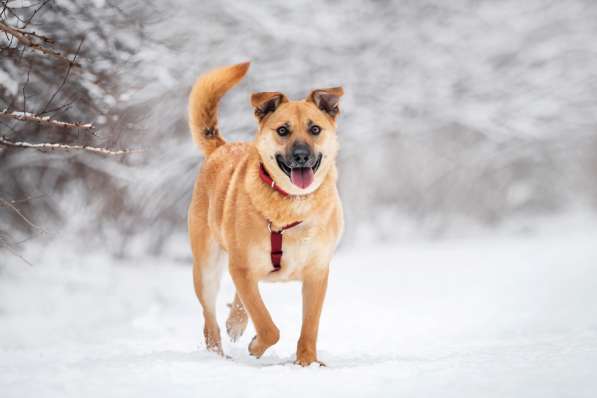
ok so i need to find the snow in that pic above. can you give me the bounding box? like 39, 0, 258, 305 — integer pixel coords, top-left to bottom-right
1, 224, 596, 397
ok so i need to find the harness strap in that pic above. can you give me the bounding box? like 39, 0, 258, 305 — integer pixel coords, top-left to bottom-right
258, 164, 302, 271
268, 220, 302, 271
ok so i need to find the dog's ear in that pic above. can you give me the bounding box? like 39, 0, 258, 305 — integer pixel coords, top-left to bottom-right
251, 92, 288, 122
306, 87, 344, 119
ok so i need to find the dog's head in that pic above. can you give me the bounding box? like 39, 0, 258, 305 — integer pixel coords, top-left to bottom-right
252, 87, 343, 195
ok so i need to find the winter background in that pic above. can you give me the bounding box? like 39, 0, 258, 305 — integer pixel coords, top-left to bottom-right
1, 0, 597, 397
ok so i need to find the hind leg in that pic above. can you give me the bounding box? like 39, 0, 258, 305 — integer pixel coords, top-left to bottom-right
226, 292, 248, 342
192, 235, 225, 354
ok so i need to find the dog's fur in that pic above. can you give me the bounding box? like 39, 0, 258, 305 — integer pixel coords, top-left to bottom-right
187, 62, 344, 366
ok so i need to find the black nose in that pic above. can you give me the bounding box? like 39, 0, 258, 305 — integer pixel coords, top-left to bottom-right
291, 142, 312, 166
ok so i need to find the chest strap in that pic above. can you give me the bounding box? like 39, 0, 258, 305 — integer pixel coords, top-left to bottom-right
268, 220, 302, 271
259, 164, 303, 271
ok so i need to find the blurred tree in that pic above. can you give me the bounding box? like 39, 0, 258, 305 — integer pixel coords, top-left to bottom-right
2, 0, 596, 261
0, 0, 151, 261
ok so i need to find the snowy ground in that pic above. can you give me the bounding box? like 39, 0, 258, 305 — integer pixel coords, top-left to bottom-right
1, 228, 597, 397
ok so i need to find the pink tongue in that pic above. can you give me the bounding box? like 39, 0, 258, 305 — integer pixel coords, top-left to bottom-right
290, 167, 314, 189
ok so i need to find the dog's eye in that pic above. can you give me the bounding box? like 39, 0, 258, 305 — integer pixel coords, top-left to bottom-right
309, 125, 321, 135
276, 126, 289, 137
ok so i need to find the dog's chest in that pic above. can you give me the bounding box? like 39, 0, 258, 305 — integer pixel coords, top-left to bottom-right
251, 226, 332, 281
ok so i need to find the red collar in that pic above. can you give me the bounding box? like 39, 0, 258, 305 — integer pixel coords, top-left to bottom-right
259, 163, 290, 196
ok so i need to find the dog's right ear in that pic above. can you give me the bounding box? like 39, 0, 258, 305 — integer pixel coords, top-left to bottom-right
251, 92, 288, 122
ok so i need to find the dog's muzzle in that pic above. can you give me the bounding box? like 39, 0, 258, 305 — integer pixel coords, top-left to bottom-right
275, 142, 322, 189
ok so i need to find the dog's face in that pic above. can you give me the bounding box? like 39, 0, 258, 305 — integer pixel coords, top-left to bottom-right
252, 87, 343, 195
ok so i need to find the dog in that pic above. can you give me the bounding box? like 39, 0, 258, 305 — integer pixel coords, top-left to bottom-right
187, 62, 344, 366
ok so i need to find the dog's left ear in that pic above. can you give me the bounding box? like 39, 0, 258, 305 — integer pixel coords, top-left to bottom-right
306, 87, 344, 120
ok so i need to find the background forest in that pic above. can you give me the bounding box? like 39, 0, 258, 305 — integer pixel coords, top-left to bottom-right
2, 0, 596, 261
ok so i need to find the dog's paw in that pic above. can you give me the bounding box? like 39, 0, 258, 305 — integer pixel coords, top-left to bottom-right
248, 330, 279, 358
204, 325, 223, 355
226, 302, 248, 342
226, 317, 247, 342
295, 346, 325, 367
248, 335, 265, 358
206, 341, 224, 356
294, 358, 326, 367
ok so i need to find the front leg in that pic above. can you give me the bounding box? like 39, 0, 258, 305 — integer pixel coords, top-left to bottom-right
296, 266, 329, 366
229, 266, 280, 358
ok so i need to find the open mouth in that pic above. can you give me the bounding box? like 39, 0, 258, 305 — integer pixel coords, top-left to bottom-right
276, 153, 322, 189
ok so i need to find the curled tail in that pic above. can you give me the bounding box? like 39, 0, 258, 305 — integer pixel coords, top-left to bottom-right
188, 62, 250, 156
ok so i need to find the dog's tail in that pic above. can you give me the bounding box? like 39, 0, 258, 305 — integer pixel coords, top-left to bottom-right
188, 62, 250, 156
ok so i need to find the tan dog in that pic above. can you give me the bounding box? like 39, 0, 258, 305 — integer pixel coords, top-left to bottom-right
187, 62, 344, 366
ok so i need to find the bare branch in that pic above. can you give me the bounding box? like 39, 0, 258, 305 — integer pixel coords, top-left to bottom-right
22, 61, 32, 113
0, 21, 81, 67
0, 109, 94, 130
0, 197, 46, 233
1, 21, 54, 43
0, 194, 47, 206
0, 136, 141, 156
41, 37, 84, 113
42, 101, 73, 115
0, 234, 33, 266
21, 0, 52, 29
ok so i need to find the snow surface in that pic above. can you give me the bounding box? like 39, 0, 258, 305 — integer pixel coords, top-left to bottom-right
1, 230, 597, 397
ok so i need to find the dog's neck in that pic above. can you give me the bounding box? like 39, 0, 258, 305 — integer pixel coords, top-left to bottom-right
245, 146, 338, 229
258, 163, 292, 196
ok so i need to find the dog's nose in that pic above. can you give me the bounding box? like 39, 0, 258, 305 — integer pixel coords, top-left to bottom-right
291, 143, 311, 166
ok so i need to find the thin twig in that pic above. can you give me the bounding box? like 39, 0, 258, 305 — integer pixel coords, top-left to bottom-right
41, 37, 84, 113
0, 21, 54, 43
0, 136, 142, 155
0, 2, 8, 19
22, 61, 32, 113
2, 3, 27, 24
0, 194, 47, 206
42, 101, 73, 115
0, 197, 46, 232
0, 234, 33, 266
0, 21, 81, 67
0, 109, 94, 129
21, 0, 51, 29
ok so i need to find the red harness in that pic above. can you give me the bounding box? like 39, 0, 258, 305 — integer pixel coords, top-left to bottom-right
259, 164, 302, 271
